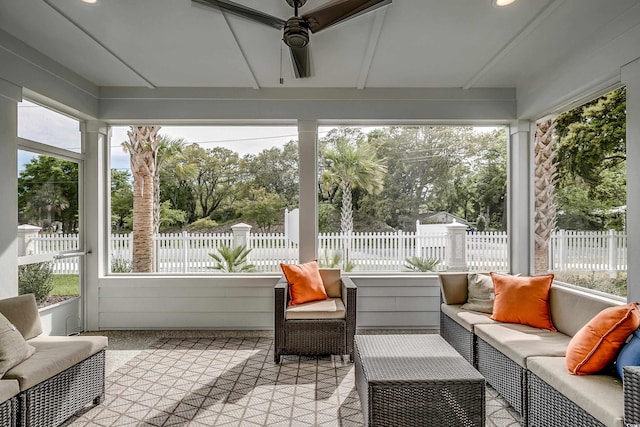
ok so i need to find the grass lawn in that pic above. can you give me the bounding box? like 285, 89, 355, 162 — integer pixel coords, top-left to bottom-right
51, 274, 79, 296
553, 271, 627, 297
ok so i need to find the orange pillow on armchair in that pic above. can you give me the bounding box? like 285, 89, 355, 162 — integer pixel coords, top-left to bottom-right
490, 272, 556, 331
280, 261, 328, 306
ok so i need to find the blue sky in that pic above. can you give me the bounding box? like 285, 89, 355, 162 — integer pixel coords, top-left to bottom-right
110, 125, 301, 171
18, 100, 499, 173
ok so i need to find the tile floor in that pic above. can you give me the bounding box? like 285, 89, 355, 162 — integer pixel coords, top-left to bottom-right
67, 330, 521, 426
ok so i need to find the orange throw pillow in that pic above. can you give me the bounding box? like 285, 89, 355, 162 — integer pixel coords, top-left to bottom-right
490, 273, 556, 331
566, 303, 640, 375
280, 261, 328, 306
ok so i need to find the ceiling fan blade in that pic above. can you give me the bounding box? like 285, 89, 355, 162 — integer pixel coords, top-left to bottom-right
302, 0, 391, 33
289, 45, 310, 78
193, 0, 286, 30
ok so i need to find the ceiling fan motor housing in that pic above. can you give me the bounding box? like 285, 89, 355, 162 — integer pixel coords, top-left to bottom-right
283, 17, 309, 48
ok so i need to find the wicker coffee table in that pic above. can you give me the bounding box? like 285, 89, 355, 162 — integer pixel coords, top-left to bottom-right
354, 334, 485, 427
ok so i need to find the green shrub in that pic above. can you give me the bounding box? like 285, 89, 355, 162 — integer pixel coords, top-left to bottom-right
404, 256, 441, 272
208, 244, 256, 273
111, 258, 133, 273
19, 262, 55, 303
186, 218, 219, 232
318, 250, 355, 272
553, 271, 627, 297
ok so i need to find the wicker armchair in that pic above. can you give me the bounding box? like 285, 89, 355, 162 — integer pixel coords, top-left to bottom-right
274, 268, 357, 363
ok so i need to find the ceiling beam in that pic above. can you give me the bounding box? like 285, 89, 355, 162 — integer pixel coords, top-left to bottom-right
356, 7, 388, 90
462, 0, 565, 90
42, 0, 156, 89
219, 11, 261, 90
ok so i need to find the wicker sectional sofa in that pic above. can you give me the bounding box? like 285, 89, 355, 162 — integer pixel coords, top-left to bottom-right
439, 272, 639, 427
0, 294, 107, 427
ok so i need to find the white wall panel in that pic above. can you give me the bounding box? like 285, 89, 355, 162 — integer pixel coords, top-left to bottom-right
95, 275, 442, 331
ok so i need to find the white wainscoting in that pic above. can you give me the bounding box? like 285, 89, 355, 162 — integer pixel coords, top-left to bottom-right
40, 297, 81, 336
94, 275, 442, 331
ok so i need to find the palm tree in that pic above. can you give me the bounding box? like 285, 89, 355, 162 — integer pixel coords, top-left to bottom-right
208, 244, 256, 273
122, 126, 161, 272
27, 181, 69, 229
323, 140, 386, 234
534, 119, 558, 274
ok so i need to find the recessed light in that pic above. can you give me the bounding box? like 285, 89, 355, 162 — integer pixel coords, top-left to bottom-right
82, 0, 97, 4
493, 0, 516, 6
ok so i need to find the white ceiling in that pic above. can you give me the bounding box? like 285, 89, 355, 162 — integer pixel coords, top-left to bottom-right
1, 0, 639, 92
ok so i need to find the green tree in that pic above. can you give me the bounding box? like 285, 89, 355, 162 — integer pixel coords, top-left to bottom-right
236, 188, 287, 232
159, 140, 198, 224
473, 130, 508, 230
111, 169, 133, 233
556, 88, 626, 186
18, 156, 78, 232
555, 87, 626, 230
241, 140, 299, 206
366, 126, 506, 231
182, 145, 240, 220
155, 137, 189, 233
159, 200, 188, 230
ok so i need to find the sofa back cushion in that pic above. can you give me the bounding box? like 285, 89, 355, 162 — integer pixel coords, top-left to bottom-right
549, 286, 620, 337
439, 273, 468, 305
319, 268, 342, 298
0, 294, 42, 340
461, 273, 494, 313
0, 312, 36, 377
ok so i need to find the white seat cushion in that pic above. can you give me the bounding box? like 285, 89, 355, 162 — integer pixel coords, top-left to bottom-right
5, 335, 107, 391
441, 303, 496, 332
475, 323, 570, 368
528, 356, 623, 427
286, 298, 345, 320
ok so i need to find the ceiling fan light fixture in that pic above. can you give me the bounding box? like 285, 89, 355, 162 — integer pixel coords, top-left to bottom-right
492, 0, 516, 6
283, 17, 309, 48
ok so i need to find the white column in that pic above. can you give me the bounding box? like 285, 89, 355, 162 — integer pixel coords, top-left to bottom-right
298, 120, 318, 263
83, 121, 108, 331
508, 120, 533, 275
622, 59, 640, 302
0, 79, 21, 298
445, 221, 468, 271
17, 224, 42, 256
231, 222, 252, 248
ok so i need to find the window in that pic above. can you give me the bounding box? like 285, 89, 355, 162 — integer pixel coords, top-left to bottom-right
17, 101, 83, 307
18, 100, 81, 152
535, 87, 627, 297
317, 125, 508, 273
108, 125, 299, 273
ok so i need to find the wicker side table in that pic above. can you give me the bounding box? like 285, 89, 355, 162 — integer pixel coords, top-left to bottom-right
354, 334, 485, 427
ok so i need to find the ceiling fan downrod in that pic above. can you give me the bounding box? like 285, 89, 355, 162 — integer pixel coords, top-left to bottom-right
285, 0, 307, 12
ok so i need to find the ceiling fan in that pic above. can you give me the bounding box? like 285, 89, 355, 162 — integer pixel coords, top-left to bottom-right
193, 0, 392, 78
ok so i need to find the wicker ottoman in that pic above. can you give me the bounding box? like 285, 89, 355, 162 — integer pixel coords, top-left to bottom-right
354, 334, 485, 427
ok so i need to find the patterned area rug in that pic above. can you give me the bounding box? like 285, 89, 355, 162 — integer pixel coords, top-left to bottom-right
65, 337, 521, 426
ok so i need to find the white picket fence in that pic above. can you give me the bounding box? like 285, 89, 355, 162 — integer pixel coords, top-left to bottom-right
549, 229, 627, 272
28, 229, 626, 274
467, 232, 509, 271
